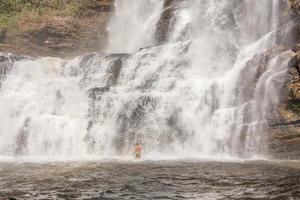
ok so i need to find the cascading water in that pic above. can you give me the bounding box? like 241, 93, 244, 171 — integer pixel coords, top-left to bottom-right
106, 0, 164, 53
0, 0, 293, 159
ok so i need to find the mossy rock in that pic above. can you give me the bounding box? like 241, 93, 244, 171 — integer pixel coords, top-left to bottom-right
285, 99, 300, 114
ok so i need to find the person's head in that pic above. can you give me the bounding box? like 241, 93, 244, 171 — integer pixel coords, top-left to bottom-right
136, 142, 139, 146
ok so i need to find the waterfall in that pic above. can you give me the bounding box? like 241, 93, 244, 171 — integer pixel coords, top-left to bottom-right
106, 0, 164, 53
0, 0, 293, 159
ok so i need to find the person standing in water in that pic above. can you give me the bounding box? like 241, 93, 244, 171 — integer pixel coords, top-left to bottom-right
134, 142, 142, 159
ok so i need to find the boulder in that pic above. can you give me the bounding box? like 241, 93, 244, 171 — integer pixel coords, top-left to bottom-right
289, 0, 300, 16
0, 29, 7, 43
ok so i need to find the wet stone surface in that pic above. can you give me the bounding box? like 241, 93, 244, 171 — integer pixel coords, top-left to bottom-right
0, 160, 299, 200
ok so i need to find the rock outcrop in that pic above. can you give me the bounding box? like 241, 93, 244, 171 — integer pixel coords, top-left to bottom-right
268, 51, 300, 159
266, 2, 300, 158
0, 0, 113, 57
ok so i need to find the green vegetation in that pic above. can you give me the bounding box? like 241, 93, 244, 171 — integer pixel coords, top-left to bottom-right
0, 0, 25, 14
0, 0, 26, 28
0, 0, 92, 29
285, 99, 300, 114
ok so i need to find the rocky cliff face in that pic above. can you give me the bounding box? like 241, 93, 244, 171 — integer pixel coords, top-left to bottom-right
261, 0, 300, 159
269, 59, 300, 159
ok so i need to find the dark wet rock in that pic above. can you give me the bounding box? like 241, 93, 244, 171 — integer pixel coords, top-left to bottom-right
0, 53, 32, 63
0, 55, 9, 63
286, 99, 300, 113
155, 0, 187, 44
86, 86, 110, 135
75, 53, 127, 88
105, 189, 113, 194
270, 78, 300, 151
105, 53, 129, 59
89, 86, 110, 94
79, 53, 98, 69
288, 54, 300, 100
166, 109, 188, 143
88, 87, 110, 100
99, 189, 113, 196
67, 53, 97, 77
120, 184, 135, 192
118, 96, 157, 129
155, 1, 174, 44
136, 73, 159, 91
0, 53, 32, 88
0, 29, 7, 43
114, 96, 157, 153
84, 132, 96, 153
289, 53, 300, 69
105, 53, 129, 85
236, 46, 288, 105
269, 65, 300, 159
271, 119, 300, 127
289, 0, 300, 16
0, 53, 32, 75
14, 118, 31, 156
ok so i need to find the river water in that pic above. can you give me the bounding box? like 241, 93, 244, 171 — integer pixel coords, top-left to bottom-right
0, 160, 299, 200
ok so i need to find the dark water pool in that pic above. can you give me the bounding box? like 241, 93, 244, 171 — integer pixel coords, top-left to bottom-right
0, 160, 299, 199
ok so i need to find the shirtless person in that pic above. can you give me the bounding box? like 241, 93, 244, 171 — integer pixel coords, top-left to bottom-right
133, 143, 142, 159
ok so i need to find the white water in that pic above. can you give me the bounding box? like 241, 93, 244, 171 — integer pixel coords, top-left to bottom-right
106, 0, 164, 53
0, 0, 292, 159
